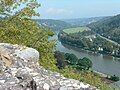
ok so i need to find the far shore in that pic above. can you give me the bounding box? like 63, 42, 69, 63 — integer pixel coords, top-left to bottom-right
60, 41, 120, 59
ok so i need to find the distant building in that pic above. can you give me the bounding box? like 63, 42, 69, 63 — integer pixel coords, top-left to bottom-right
98, 47, 103, 51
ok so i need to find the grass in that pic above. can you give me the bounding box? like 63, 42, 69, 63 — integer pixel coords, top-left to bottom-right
63, 27, 89, 34
59, 66, 113, 90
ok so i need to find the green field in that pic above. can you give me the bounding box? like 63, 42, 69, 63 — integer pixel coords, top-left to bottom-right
63, 27, 89, 34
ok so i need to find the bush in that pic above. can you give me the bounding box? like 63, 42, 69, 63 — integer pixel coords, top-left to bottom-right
76, 57, 93, 70
109, 75, 119, 81
54, 51, 66, 69
65, 53, 78, 65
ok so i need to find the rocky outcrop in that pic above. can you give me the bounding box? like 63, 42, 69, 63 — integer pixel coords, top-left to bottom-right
0, 43, 97, 90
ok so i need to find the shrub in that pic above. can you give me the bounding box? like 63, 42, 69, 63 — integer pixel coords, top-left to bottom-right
76, 57, 93, 70
54, 51, 66, 69
109, 75, 119, 81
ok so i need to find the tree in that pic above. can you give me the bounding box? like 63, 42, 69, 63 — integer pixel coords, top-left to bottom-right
54, 51, 66, 69
0, 0, 40, 18
76, 57, 92, 70
0, 0, 58, 71
65, 53, 78, 65
109, 75, 119, 81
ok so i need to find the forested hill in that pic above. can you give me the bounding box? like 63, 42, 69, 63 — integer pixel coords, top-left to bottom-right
34, 17, 106, 32
34, 19, 72, 32
87, 14, 120, 44
62, 16, 107, 27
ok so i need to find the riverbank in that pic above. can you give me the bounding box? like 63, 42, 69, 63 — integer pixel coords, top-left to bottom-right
93, 71, 117, 85
60, 42, 120, 87
59, 38, 120, 60
57, 39, 120, 85
50, 34, 120, 87
93, 71, 120, 89
94, 71, 120, 89
55, 39, 120, 77
58, 31, 120, 59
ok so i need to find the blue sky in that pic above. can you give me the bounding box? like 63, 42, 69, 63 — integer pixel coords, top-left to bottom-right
36, 0, 120, 19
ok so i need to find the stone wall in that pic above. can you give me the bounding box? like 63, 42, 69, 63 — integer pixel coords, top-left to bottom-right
0, 43, 97, 90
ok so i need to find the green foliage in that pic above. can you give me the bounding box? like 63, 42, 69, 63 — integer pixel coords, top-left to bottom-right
87, 14, 120, 44
0, 0, 58, 71
0, 1, 117, 90
65, 53, 78, 65
64, 53, 92, 70
54, 51, 66, 69
0, 0, 40, 18
59, 30, 119, 55
109, 75, 119, 82
76, 57, 92, 70
56, 52, 92, 71
0, 17, 58, 71
55, 52, 113, 90
35, 19, 72, 32
59, 66, 112, 90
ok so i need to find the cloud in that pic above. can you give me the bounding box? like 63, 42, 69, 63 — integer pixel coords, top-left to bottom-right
46, 8, 71, 14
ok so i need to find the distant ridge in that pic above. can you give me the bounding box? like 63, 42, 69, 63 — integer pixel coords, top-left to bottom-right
61, 16, 108, 27
34, 19, 72, 32
88, 14, 120, 43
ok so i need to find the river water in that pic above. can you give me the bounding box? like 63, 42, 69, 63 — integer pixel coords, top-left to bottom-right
51, 34, 120, 77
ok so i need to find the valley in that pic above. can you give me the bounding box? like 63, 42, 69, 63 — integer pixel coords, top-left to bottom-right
37, 15, 120, 77
35, 14, 120, 89
1, 0, 120, 90
51, 32, 120, 88
50, 32, 120, 78
40, 15, 120, 88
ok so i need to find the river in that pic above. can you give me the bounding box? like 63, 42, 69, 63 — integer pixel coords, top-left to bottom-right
51, 34, 120, 78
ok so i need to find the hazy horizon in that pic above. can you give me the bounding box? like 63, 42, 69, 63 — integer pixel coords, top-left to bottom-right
34, 15, 111, 20
35, 0, 120, 19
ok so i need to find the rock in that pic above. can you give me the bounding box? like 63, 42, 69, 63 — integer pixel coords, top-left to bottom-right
43, 83, 50, 90
14, 48, 39, 63
50, 85, 60, 90
0, 43, 97, 90
0, 47, 12, 67
0, 79, 5, 84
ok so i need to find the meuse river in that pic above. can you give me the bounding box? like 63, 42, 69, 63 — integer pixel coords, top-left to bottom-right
51, 34, 120, 77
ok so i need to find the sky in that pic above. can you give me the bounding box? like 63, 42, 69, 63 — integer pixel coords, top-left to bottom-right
36, 0, 120, 19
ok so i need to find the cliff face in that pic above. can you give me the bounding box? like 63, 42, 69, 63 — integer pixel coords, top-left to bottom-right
0, 43, 97, 90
